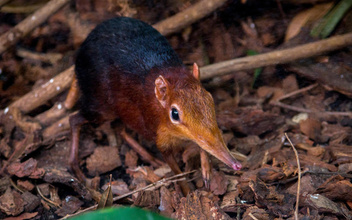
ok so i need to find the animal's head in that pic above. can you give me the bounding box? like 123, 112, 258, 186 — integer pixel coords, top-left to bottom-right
155, 64, 242, 170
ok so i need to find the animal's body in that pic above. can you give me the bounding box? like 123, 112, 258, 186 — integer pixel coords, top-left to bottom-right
69, 17, 241, 195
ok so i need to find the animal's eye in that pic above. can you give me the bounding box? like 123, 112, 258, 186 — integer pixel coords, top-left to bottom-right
170, 108, 180, 122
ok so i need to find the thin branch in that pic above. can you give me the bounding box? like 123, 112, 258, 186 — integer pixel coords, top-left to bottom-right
8, 66, 74, 114
249, 213, 259, 220
0, 0, 11, 8
276, 83, 318, 102
200, 32, 352, 80
285, 133, 301, 220
153, 0, 227, 36
0, 0, 70, 54
36, 185, 61, 208
270, 83, 352, 117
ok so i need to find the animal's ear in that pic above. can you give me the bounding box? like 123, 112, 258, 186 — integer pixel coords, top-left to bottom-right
192, 63, 200, 81
155, 75, 169, 108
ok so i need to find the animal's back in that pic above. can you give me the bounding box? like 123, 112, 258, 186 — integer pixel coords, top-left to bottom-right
76, 17, 183, 79
75, 17, 184, 123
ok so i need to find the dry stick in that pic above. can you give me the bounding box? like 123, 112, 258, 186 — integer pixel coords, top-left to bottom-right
248, 213, 259, 220
42, 111, 72, 138
59, 170, 196, 220
0, 0, 10, 8
8, 66, 74, 114
153, 0, 227, 36
272, 101, 352, 117
271, 83, 352, 117
285, 133, 301, 220
200, 32, 352, 80
0, 0, 70, 54
276, 83, 319, 102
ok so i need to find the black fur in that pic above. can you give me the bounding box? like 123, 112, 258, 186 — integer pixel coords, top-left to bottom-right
75, 17, 184, 123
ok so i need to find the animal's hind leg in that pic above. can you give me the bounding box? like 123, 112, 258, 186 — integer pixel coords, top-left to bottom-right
69, 112, 87, 182
120, 130, 164, 167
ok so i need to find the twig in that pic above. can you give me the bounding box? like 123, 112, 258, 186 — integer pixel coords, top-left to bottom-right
0, 0, 10, 8
17, 48, 63, 64
0, 2, 44, 13
42, 112, 72, 139
249, 213, 259, 220
153, 0, 227, 36
285, 133, 301, 220
59, 170, 196, 220
0, 0, 70, 54
7, 66, 74, 114
276, 83, 318, 102
267, 170, 352, 186
200, 32, 352, 80
270, 83, 352, 117
36, 185, 61, 208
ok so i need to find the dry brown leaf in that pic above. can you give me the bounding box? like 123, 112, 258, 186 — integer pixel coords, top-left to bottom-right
299, 118, 322, 141
7, 158, 45, 179
257, 86, 284, 101
17, 180, 34, 191
86, 146, 121, 176
4, 212, 38, 220
98, 179, 113, 209
21, 192, 41, 212
282, 74, 299, 94
0, 188, 24, 216
285, 2, 334, 42
55, 196, 83, 217
102, 179, 130, 196
159, 186, 174, 216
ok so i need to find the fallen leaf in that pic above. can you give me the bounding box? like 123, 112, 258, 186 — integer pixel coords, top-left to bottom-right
21, 191, 41, 212
302, 193, 347, 217
210, 170, 228, 196
43, 167, 91, 200
133, 190, 160, 208
7, 158, 45, 179
102, 179, 130, 196
318, 179, 352, 201
299, 118, 329, 143
285, 2, 334, 42
98, 181, 113, 209
4, 212, 38, 220
257, 167, 285, 183
242, 206, 269, 220
159, 186, 174, 216
0, 188, 24, 216
55, 196, 83, 217
174, 190, 231, 220
282, 74, 299, 93
17, 180, 34, 191
86, 146, 121, 176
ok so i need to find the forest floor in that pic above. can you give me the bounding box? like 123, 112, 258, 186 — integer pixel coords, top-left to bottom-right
0, 0, 352, 219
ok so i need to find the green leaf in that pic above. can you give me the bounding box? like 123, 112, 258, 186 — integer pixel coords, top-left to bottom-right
311, 0, 352, 38
69, 207, 172, 220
